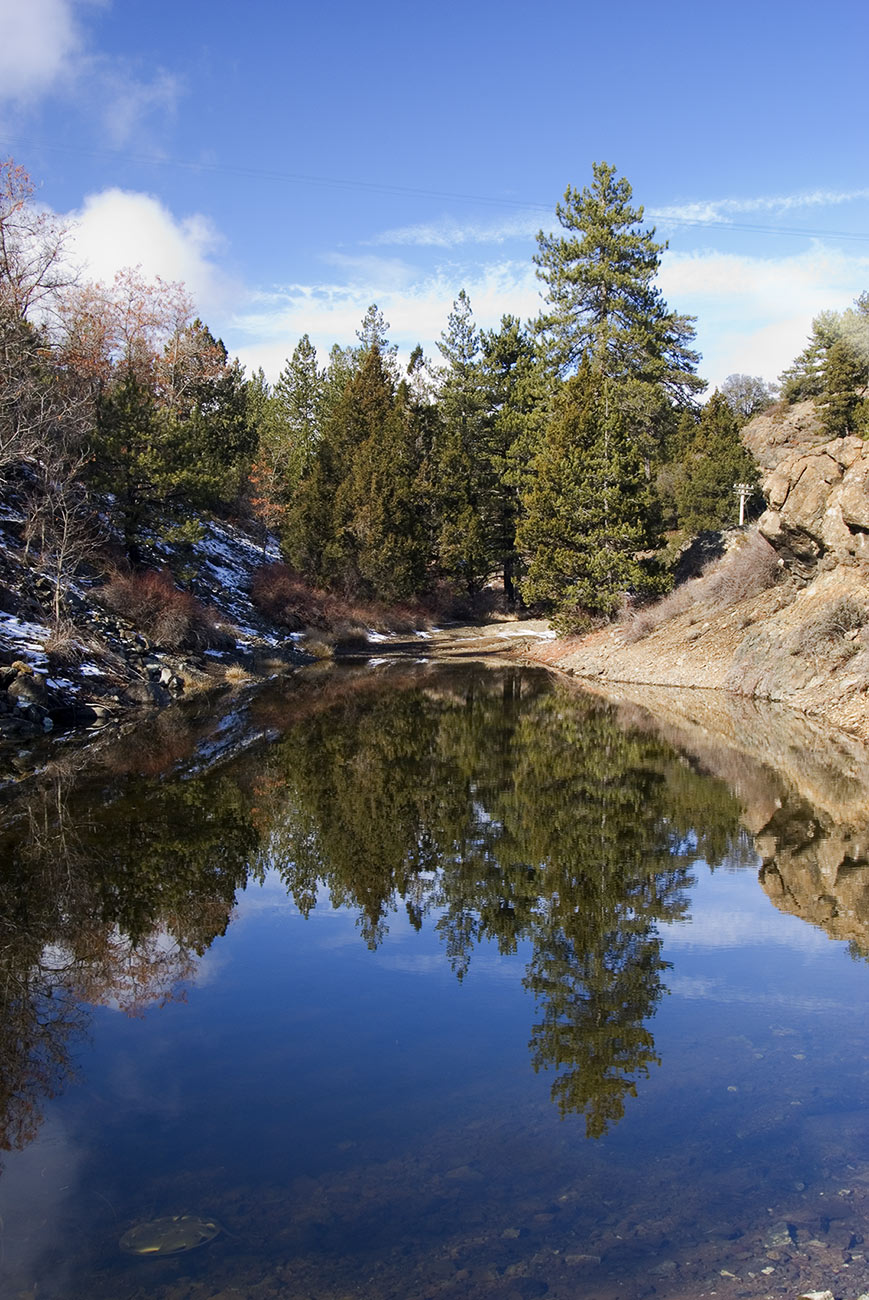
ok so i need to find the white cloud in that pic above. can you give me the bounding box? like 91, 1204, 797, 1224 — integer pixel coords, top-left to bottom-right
658, 243, 869, 387
0, 0, 180, 146
66, 187, 238, 318
232, 260, 543, 381
0, 0, 83, 103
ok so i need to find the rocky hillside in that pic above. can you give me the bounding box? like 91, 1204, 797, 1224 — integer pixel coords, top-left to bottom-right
531, 400, 869, 741
0, 499, 307, 746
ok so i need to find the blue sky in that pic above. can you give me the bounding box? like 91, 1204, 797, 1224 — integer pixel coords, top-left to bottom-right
2, 0, 867, 391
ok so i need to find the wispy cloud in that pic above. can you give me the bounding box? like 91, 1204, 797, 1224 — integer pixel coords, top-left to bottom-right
369, 212, 542, 250
0, 0, 181, 148
94, 65, 181, 148
651, 187, 869, 228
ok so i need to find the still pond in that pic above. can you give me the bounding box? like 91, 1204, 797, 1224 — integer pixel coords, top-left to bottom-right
2, 663, 869, 1300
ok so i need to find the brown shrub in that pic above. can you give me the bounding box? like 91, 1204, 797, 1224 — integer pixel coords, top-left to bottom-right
251, 563, 429, 641
792, 595, 869, 656
100, 569, 233, 652
44, 622, 86, 664
701, 532, 780, 607
622, 531, 780, 644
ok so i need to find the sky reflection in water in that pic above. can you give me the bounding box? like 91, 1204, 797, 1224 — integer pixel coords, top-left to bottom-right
2, 664, 869, 1300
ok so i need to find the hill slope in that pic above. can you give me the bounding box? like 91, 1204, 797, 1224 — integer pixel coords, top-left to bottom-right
531, 401, 869, 740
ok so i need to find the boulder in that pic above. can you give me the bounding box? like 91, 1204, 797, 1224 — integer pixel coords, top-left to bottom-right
758, 436, 869, 576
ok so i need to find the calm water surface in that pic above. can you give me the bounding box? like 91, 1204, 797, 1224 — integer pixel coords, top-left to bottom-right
2, 664, 869, 1300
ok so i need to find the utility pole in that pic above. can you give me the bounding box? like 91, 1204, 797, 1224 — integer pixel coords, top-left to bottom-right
734, 482, 753, 527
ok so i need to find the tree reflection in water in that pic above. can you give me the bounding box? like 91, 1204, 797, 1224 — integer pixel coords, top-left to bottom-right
0, 666, 749, 1154
254, 666, 746, 1135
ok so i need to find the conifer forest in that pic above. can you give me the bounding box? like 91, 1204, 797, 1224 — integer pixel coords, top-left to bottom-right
3, 157, 867, 632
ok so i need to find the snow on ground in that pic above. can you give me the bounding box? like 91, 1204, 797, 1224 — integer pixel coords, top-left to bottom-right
0, 614, 49, 668
188, 519, 284, 647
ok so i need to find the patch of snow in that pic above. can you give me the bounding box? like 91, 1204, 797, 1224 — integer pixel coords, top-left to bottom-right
367, 657, 390, 667
46, 677, 77, 690
1, 614, 47, 644
366, 629, 390, 643
415, 630, 431, 639
80, 663, 102, 677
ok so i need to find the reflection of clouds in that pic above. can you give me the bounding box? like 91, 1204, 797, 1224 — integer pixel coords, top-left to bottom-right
662, 909, 830, 953
668, 973, 843, 1013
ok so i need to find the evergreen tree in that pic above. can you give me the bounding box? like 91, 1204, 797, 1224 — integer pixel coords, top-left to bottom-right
780, 294, 868, 431
342, 355, 429, 600
431, 290, 492, 593
672, 391, 759, 532
519, 365, 663, 627
290, 341, 427, 599
480, 315, 546, 603
780, 310, 842, 402
159, 319, 254, 507
534, 161, 703, 408
820, 337, 867, 437
522, 164, 704, 622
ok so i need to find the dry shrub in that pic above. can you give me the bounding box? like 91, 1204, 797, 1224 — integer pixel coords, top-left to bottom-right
100, 568, 233, 652
792, 595, 869, 656
301, 636, 335, 660
251, 563, 429, 641
700, 532, 780, 607
44, 622, 86, 665
623, 531, 780, 644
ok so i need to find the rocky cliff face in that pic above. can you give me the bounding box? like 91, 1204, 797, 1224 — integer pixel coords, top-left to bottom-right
746, 400, 869, 579
530, 399, 869, 741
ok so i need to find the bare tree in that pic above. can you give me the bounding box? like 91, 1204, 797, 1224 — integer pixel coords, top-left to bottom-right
0, 158, 74, 321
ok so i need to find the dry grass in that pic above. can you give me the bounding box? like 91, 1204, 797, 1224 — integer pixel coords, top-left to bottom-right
623, 531, 781, 644
223, 663, 255, 685
43, 621, 87, 664
99, 568, 234, 652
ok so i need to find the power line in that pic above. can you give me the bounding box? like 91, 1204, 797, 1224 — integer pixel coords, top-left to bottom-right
2, 133, 868, 244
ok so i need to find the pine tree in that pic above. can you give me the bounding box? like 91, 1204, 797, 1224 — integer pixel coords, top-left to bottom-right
518, 364, 663, 628
820, 337, 866, 437
534, 161, 703, 408
672, 391, 759, 532
480, 315, 546, 604
290, 344, 427, 599
431, 290, 492, 593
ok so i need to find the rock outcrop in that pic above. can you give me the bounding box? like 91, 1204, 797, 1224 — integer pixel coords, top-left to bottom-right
528, 400, 869, 741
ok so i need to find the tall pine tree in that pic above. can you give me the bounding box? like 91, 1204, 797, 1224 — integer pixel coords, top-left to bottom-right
431, 290, 492, 593
519, 364, 663, 628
